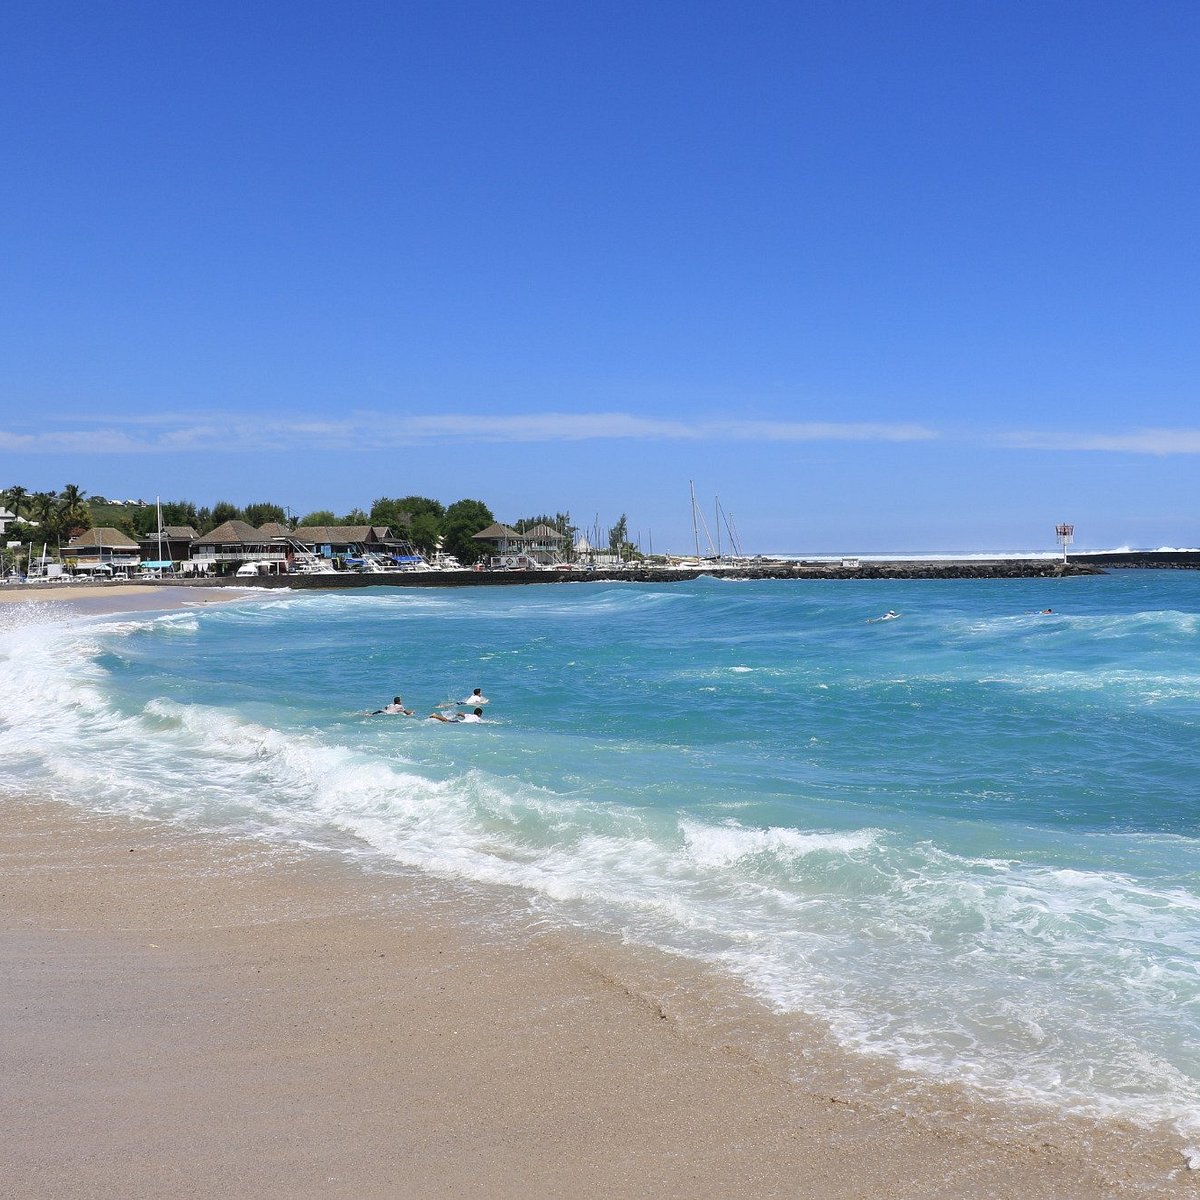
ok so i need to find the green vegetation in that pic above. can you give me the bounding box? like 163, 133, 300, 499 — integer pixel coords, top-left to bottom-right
1, 485, 524, 566
2, 482, 94, 544
2, 484, 642, 567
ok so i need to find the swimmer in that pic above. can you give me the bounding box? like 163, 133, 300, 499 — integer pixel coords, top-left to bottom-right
459, 687, 489, 706
371, 696, 414, 716
867, 610, 900, 623
428, 707, 485, 723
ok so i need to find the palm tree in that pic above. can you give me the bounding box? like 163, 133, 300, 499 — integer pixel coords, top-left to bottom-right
2, 485, 28, 520
29, 491, 58, 532
58, 483, 90, 537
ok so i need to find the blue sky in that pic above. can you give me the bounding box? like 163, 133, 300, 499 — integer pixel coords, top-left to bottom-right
2, 1, 1198, 552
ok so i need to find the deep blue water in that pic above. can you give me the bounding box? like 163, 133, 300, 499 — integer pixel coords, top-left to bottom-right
3, 571, 1199, 1135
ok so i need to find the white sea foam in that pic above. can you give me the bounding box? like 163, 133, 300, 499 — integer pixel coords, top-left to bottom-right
4, 598, 1200, 1141
680, 820, 879, 866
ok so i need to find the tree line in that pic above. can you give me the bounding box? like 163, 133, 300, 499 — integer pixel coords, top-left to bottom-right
0, 484, 91, 544
2, 485, 640, 566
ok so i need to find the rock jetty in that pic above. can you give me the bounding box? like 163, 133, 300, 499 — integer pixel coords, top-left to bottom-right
141, 558, 1100, 592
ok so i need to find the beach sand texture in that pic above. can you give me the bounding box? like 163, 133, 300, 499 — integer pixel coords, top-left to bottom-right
0, 583, 238, 611
2, 797, 1191, 1200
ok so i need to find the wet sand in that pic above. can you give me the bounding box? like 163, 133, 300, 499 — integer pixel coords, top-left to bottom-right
2, 797, 1193, 1200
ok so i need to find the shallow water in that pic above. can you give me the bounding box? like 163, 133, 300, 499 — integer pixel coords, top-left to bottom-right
3, 572, 1198, 1138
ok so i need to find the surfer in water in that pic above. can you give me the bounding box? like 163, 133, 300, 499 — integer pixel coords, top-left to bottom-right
428, 707, 485, 723
867, 610, 900, 623
371, 696, 414, 715
460, 687, 489, 706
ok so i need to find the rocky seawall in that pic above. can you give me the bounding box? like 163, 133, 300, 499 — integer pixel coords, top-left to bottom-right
134, 560, 1101, 592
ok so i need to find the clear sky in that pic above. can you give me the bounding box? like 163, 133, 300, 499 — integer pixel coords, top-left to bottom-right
2, 1, 1198, 552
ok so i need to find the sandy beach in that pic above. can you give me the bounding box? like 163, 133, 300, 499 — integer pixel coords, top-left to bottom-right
2, 585, 1196, 1199
2, 793, 1193, 1200
0, 583, 239, 613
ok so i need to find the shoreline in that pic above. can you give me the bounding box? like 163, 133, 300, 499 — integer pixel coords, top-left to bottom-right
4, 586, 1196, 1197
2, 795, 1193, 1199
0, 582, 261, 612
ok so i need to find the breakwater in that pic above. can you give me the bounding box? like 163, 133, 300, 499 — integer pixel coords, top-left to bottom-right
1071, 550, 1200, 569
136, 559, 1100, 592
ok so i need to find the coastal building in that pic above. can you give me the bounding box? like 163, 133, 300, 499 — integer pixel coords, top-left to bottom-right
190, 520, 287, 576
0, 506, 15, 536
471, 523, 532, 569
517, 523, 569, 567
63, 527, 142, 576
286, 525, 408, 562
137, 525, 199, 568
471, 522, 568, 569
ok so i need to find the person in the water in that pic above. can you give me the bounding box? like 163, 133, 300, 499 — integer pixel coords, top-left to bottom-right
867, 610, 900, 623
460, 688, 489, 705
371, 696, 414, 715
428, 707, 485, 723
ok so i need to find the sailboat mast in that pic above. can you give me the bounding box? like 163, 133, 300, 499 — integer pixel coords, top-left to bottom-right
689, 481, 700, 561
715, 497, 722, 561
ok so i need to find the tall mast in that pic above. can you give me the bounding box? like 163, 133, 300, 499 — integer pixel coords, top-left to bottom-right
715, 497, 722, 561
690, 481, 700, 561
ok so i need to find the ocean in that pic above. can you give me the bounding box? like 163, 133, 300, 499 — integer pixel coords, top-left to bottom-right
4, 572, 1199, 1143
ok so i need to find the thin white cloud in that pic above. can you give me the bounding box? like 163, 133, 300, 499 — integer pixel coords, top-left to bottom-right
9, 413, 1200, 455
0, 412, 940, 452
998, 428, 1200, 455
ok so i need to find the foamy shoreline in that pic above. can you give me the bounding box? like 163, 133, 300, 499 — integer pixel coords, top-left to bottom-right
2, 591, 1195, 1197
2, 796, 1191, 1199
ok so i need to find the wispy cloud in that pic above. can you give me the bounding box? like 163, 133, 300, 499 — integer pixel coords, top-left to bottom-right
0, 412, 940, 453
11, 411, 1200, 455
997, 428, 1200, 455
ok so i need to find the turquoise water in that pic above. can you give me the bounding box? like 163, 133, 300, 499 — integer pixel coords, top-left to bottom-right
3, 572, 1199, 1136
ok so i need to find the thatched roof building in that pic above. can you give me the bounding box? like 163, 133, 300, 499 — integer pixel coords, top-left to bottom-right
289, 525, 398, 550
471, 523, 524, 542
197, 520, 268, 546
66, 527, 140, 550
520, 523, 567, 542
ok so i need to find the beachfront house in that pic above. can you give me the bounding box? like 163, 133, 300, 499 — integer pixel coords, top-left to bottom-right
0, 506, 15, 536
63, 527, 142, 576
471, 523, 530, 569
137, 525, 199, 571
471, 522, 567, 569
190, 520, 287, 576
518, 523, 570, 567
286, 525, 411, 566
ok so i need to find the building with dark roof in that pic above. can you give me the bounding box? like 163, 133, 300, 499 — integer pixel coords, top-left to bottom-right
287, 526, 403, 557
138, 525, 199, 567
190, 520, 286, 575
473, 522, 567, 569
63, 527, 142, 574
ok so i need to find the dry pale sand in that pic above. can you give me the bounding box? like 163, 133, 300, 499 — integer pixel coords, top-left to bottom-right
0, 583, 254, 615
0, 583, 172, 604
1, 797, 1194, 1200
